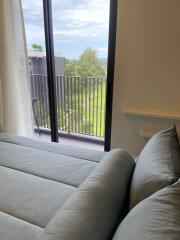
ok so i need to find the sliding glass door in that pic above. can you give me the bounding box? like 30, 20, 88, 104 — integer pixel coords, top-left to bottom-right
51, 0, 109, 148
22, 0, 117, 150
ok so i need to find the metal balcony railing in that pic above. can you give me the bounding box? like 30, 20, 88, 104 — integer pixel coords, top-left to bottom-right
30, 74, 106, 139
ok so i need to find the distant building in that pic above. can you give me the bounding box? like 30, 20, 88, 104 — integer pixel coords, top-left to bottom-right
28, 50, 65, 106
28, 50, 65, 76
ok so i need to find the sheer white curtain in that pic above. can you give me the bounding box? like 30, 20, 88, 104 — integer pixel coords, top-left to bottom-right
0, 0, 33, 136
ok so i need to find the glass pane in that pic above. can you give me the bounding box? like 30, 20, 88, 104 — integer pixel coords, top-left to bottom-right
22, 0, 51, 141
52, 0, 109, 149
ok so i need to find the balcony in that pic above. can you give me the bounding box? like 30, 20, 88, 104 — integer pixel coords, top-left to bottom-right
30, 74, 106, 149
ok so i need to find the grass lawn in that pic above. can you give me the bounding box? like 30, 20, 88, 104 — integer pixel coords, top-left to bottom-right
35, 77, 107, 138
57, 78, 106, 138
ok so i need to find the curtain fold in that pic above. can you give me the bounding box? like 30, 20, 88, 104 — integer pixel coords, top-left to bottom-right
0, 0, 33, 137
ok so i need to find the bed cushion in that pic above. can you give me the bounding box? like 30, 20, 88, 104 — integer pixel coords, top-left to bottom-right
0, 212, 42, 240
0, 133, 107, 188
0, 133, 106, 162
0, 133, 106, 240
113, 179, 180, 240
40, 149, 135, 240
0, 166, 75, 228
129, 124, 180, 208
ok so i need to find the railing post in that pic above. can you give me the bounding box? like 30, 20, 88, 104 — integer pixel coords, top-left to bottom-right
30, 74, 106, 140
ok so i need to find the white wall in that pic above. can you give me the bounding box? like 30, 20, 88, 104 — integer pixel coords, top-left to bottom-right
111, 0, 180, 155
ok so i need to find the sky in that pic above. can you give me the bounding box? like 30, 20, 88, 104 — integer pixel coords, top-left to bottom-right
22, 0, 110, 59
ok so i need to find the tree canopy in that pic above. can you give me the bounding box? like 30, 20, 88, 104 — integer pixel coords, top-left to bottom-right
32, 44, 43, 52
64, 59, 77, 76
64, 48, 106, 78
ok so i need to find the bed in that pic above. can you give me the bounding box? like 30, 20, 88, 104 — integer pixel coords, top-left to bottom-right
0, 133, 134, 240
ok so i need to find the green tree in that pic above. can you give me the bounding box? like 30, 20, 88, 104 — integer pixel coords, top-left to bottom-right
62, 48, 106, 135
64, 47, 106, 78
64, 59, 77, 76
76, 48, 106, 78
32, 44, 43, 52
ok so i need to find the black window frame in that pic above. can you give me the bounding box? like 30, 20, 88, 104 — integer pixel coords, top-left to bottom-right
104, 0, 118, 151
43, 0, 58, 142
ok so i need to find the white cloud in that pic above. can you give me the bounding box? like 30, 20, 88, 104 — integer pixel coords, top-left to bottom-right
64, 0, 109, 24
53, 23, 107, 39
24, 24, 45, 45
98, 47, 108, 53
22, 0, 109, 57
52, 0, 109, 38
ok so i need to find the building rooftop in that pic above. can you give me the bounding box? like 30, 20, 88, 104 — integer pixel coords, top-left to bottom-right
28, 50, 63, 58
